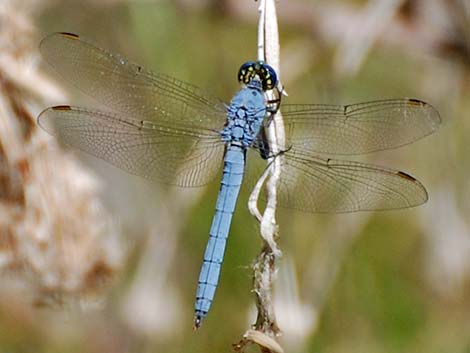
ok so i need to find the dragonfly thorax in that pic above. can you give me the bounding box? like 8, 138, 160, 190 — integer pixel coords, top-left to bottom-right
221, 87, 268, 147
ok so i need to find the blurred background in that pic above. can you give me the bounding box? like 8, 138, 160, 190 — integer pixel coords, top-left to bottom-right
0, 0, 469, 352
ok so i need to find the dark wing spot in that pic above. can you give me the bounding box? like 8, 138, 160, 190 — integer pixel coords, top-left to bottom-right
407, 98, 425, 106
52, 105, 72, 111
60, 32, 80, 40
396, 171, 417, 181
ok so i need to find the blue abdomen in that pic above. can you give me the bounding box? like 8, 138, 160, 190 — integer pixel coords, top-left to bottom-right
194, 146, 245, 325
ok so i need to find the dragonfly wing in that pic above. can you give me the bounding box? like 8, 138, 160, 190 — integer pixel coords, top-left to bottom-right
40, 32, 227, 131
273, 151, 428, 213
280, 99, 441, 155
38, 106, 225, 187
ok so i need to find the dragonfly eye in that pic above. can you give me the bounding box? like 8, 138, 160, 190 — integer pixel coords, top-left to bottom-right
258, 63, 277, 90
237, 61, 278, 90
237, 61, 258, 85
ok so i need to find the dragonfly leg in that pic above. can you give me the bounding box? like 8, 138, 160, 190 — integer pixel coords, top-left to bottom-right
267, 84, 285, 112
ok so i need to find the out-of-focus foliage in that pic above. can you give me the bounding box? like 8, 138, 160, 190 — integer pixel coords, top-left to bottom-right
0, 0, 469, 352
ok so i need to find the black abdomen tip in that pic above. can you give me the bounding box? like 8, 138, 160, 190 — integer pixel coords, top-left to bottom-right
193, 315, 203, 330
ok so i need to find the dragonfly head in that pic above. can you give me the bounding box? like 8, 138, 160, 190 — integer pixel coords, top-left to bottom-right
237, 61, 277, 91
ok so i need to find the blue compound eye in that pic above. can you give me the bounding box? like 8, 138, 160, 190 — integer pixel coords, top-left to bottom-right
237, 61, 278, 90
258, 63, 278, 90
238, 61, 258, 85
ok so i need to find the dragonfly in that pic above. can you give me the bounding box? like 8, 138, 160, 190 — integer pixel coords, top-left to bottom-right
37, 32, 441, 328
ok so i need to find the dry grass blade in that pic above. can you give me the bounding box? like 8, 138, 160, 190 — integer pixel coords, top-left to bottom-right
0, 0, 122, 308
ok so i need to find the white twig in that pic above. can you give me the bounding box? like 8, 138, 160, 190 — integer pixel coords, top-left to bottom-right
248, 164, 270, 223
248, 0, 285, 256
241, 0, 286, 352
258, 0, 285, 257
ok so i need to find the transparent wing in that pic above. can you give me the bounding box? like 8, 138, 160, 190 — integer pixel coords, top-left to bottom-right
40, 32, 227, 130
38, 106, 225, 187
280, 99, 441, 155
271, 151, 428, 213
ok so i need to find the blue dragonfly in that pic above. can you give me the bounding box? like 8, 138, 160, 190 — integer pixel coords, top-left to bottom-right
37, 32, 441, 328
